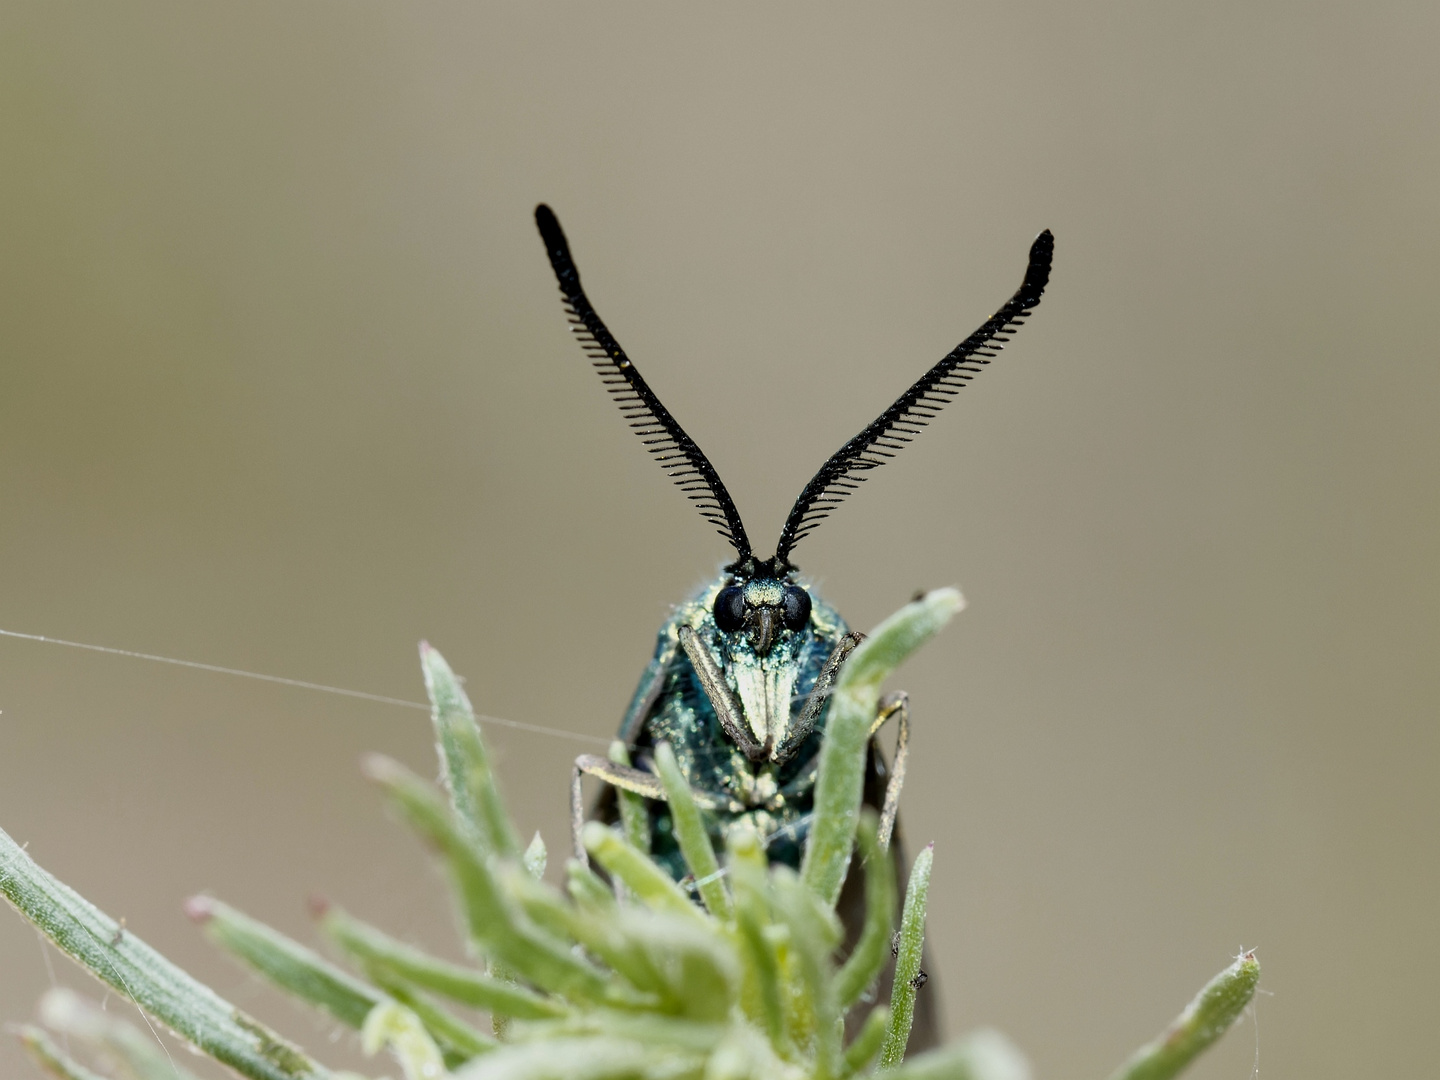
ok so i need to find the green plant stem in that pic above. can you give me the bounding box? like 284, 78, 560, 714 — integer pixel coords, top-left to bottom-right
0, 825, 328, 1080
802, 589, 963, 908
1106, 952, 1261, 1080
880, 843, 933, 1069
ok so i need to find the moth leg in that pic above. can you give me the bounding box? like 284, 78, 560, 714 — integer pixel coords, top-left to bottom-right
677, 625, 765, 761
869, 690, 910, 851
776, 631, 865, 761
570, 753, 731, 866
570, 755, 666, 865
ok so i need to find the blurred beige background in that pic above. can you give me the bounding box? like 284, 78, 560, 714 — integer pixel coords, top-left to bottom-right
1, 4, 1436, 1078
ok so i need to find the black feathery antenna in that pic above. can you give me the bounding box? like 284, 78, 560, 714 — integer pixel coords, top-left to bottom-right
773, 229, 1054, 568
535, 205, 753, 560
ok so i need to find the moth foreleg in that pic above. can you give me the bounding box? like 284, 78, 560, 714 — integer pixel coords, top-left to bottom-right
677, 625, 765, 761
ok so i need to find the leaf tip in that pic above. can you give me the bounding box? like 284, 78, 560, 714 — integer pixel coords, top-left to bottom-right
361, 753, 403, 784
924, 586, 966, 615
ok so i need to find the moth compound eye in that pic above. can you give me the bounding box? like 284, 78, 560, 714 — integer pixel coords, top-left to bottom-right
713, 586, 746, 632
781, 586, 812, 630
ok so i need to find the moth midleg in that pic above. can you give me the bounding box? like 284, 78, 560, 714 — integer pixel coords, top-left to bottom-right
776, 630, 865, 761
569, 754, 729, 867
869, 690, 910, 851
570, 755, 667, 864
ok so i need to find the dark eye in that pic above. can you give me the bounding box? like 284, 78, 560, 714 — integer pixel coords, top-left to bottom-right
713, 586, 746, 632
781, 585, 811, 630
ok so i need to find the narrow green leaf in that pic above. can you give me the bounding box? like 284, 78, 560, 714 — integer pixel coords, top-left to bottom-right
653, 742, 731, 920
580, 822, 704, 923
498, 864, 580, 943
364, 755, 609, 1004
841, 1006, 890, 1075
511, 1010, 726, 1053
496, 864, 669, 1009
421, 643, 520, 858
366, 975, 497, 1062
607, 742, 651, 856
832, 812, 895, 1009
802, 590, 962, 907
360, 1002, 445, 1080
450, 1035, 701, 1080
17, 1023, 118, 1080
608, 908, 738, 1022
771, 868, 844, 1078
495, 866, 670, 1010
880, 843, 934, 1068
1105, 952, 1261, 1080
564, 860, 617, 916
320, 904, 564, 1020
727, 828, 789, 1054
839, 589, 965, 697
37, 989, 203, 1080
186, 896, 382, 1029
546, 867, 676, 1002
885, 1029, 1031, 1080
0, 826, 328, 1080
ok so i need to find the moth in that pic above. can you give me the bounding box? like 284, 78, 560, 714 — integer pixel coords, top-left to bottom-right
534, 205, 1051, 1046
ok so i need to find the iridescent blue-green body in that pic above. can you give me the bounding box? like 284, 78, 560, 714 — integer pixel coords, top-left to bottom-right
619, 573, 851, 879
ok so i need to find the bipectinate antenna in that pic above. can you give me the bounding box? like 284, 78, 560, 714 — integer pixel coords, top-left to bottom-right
535, 205, 752, 561
772, 229, 1054, 568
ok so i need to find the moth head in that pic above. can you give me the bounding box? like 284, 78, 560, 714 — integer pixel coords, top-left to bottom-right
711, 559, 812, 658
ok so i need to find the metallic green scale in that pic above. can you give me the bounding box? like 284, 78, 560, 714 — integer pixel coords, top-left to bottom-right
620, 575, 849, 878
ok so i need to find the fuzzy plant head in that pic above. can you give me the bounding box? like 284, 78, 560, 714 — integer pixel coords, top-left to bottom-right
2, 589, 1259, 1080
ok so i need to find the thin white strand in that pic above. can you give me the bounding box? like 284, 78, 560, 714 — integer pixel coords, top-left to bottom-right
0, 627, 609, 748
684, 813, 817, 893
